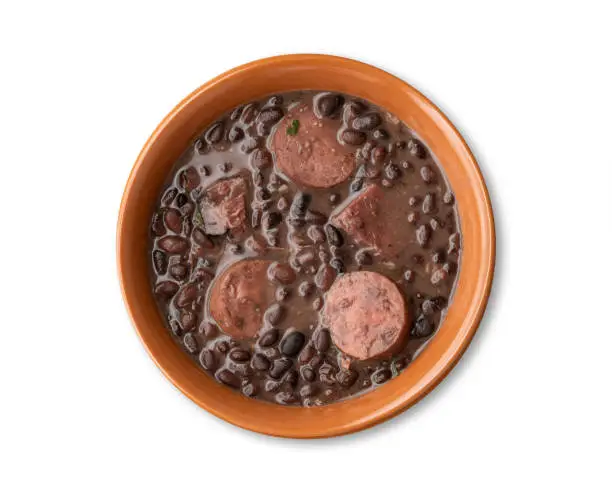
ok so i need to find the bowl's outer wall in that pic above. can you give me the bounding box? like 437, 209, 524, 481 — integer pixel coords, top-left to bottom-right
117, 54, 495, 438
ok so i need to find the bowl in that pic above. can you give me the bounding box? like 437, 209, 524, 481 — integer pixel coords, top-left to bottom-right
117, 54, 495, 438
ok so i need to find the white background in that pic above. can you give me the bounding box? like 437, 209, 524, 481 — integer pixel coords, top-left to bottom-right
1, 1, 611, 491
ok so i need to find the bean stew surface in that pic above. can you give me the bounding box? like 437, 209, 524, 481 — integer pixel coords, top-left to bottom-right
149, 91, 461, 406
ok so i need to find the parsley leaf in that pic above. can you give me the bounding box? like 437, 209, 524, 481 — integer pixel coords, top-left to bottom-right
286, 119, 300, 136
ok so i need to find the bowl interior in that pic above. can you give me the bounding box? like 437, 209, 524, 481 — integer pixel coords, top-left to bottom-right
117, 54, 495, 438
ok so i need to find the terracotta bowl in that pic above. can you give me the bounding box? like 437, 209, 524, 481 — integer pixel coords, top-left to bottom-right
117, 54, 495, 438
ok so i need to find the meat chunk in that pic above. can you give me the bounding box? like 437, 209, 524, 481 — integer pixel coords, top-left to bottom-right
323, 271, 410, 360
208, 259, 275, 339
200, 175, 248, 235
331, 184, 387, 253
271, 103, 356, 188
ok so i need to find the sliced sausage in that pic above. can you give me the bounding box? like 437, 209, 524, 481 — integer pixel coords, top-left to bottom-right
323, 271, 410, 360
208, 259, 275, 339
271, 103, 356, 188
199, 175, 248, 235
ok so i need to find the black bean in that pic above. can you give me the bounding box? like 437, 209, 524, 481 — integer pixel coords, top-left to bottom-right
257, 107, 284, 125
448, 233, 461, 254
312, 297, 323, 311
407, 212, 419, 224
264, 303, 285, 327
305, 225, 324, 244
298, 281, 314, 297
404, 269, 415, 282
314, 264, 336, 291
344, 100, 367, 120
372, 128, 389, 140
265, 379, 282, 393
341, 129, 367, 146
261, 211, 282, 231
242, 382, 257, 397
267, 95, 283, 106
266, 230, 279, 247
420, 165, 436, 184
249, 148, 272, 169
298, 344, 316, 364
240, 137, 259, 154
152, 250, 168, 275
180, 167, 201, 192
301, 366, 316, 382
324, 224, 343, 247
309, 354, 324, 370
300, 384, 317, 398
176, 192, 188, 208
168, 263, 188, 281
431, 268, 448, 286
154, 281, 179, 300
285, 369, 299, 388
422, 193, 436, 214
204, 122, 225, 144
229, 348, 251, 363
296, 249, 316, 267
337, 369, 358, 388
385, 164, 401, 181
396, 140, 407, 150
162, 187, 178, 206
226, 125, 244, 143
259, 329, 279, 348
183, 333, 198, 354
269, 358, 292, 379
174, 283, 198, 308
304, 209, 327, 225
372, 369, 392, 385
430, 217, 443, 230
350, 177, 364, 193
179, 309, 197, 332
443, 191, 455, 205
416, 224, 432, 247
251, 353, 271, 371
412, 254, 424, 265
330, 258, 345, 274
412, 315, 434, 338
432, 249, 446, 264
240, 103, 259, 124
170, 319, 183, 337
151, 212, 166, 236
314, 329, 331, 353
275, 391, 298, 405
407, 138, 427, 158
290, 192, 311, 218
275, 286, 291, 302
287, 217, 306, 228
355, 250, 373, 266
199, 321, 217, 338
408, 196, 421, 207
401, 160, 413, 171
280, 331, 306, 357
316, 93, 344, 117
230, 105, 243, 120
162, 209, 181, 234
353, 113, 382, 131
371, 145, 387, 163
217, 369, 241, 388
319, 364, 336, 385
199, 349, 216, 371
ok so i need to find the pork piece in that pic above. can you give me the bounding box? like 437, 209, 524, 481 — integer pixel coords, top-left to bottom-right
271, 103, 356, 188
331, 184, 387, 254
208, 259, 275, 339
200, 175, 248, 235
323, 271, 410, 360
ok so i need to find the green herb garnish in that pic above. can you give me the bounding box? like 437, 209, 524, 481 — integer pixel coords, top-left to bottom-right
286, 119, 300, 136
193, 204, 204, 226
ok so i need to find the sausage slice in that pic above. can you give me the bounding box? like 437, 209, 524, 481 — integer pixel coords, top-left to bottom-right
208, 259, 275, 339
323, 271, 410, 360
271, 103, 356, 188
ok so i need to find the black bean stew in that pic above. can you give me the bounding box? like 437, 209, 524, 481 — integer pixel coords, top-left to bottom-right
149, 91, 461, 406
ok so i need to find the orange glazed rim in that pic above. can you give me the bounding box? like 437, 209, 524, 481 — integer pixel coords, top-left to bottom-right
117, 54, 496, 438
